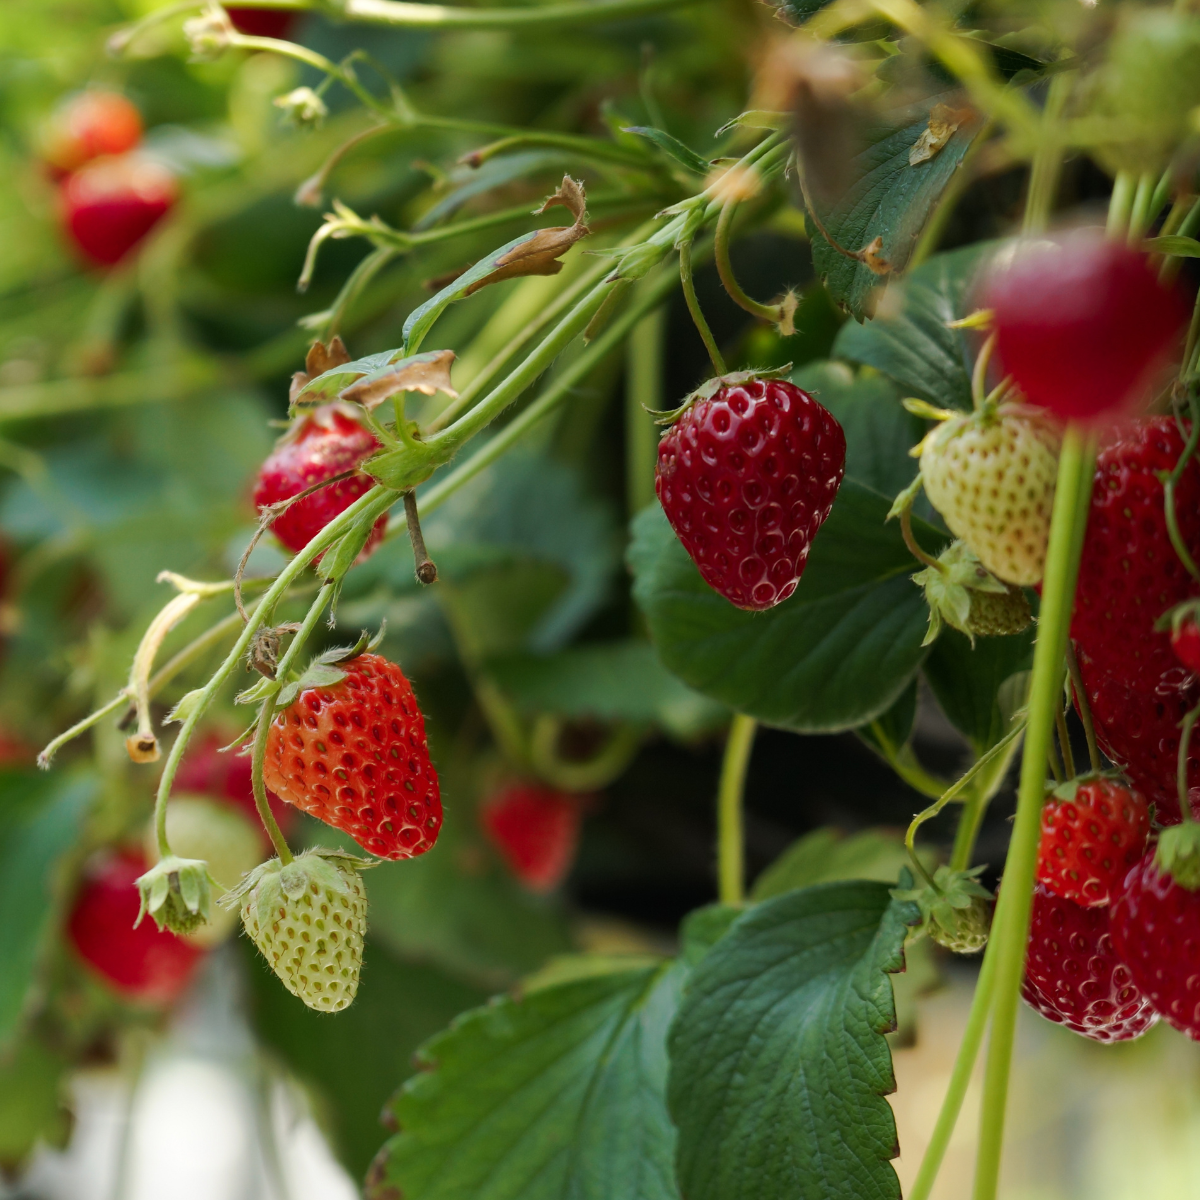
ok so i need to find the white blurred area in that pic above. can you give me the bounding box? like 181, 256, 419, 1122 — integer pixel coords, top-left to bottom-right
3, 951, 358, 1200
892, 967, 1200, 1200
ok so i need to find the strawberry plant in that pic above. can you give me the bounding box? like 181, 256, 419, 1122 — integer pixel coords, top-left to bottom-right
3, 0, 1200, 1194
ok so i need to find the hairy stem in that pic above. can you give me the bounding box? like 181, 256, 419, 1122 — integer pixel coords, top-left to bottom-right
717, 714, 757, 906
972, 427, 1096, 1200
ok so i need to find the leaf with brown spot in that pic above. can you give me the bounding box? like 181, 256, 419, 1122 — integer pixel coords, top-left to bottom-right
908, 103, 972, 166
401, 176, 590, 353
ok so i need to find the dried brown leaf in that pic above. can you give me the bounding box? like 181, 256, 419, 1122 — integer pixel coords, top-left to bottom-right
341, 349, 458, 411
908, 103, 971, 166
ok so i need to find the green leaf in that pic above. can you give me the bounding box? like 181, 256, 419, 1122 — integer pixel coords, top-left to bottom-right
0, 771, 96, 1048
751, 828, 912, 900
373, 957, 684, 1200
487, 640, 728, 738
856, 679, 918, 761
793, 361, 923, 499
1143, 234, 1200, 258
0, 1035, 71, 1163
290, 347, 407, 408
923, 624, 1034, 752
622, 126, 711, 176
834, 242, 997, 411
807, 103, 985, 320
627, 488, 945, 732
773, 0, 837, 22
667, 883, 918, 1200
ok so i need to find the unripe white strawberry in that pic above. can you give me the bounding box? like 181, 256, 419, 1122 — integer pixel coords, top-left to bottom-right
918, 402, 1060, 586
229, 848, 369, 1013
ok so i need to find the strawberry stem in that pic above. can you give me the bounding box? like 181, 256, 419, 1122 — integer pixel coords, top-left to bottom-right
970, 332, 996, 411
679, 234, 726, 377
403, 490, 438, 584
899, 505, 942, 572
1055, 703, 1076, 780
716, 714, 756, 906
972, 425, 1096, 1200
1177, 702, 1200, 826
1162, 393, 1200, 584
714, 201, 791, 330
1066, 644, 1103, 775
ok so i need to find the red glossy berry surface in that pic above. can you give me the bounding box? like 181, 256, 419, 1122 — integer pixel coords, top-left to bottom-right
225, 6, 298, 37
175, 731, 295, 842
253, 405, 385, 560
655, 378, 845, 610
1110, 851, 1200, 1039
480, 784, 582, 892
62, 156, 177, 266
1037, 779, 1150, 906
1071, 418, 1200, 819
1021, 882, 1157, 1042
985, 231, 1188, 421
43, 90, 142, 177
1173, 617, 1200, 674
67, 850, 203, 1004
263, 653, 441, 859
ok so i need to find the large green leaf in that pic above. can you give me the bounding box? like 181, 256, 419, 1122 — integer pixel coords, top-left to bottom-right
372, 957, 684, 1200
751, 829, 912, 900
627, 488, 944, 732
487, 640, 728, 738
0, 771, 95, 1049
807, 104, 985, 321
923, 625, 1034, 753
667, 883, 918, 1200
833, 242, 997, 411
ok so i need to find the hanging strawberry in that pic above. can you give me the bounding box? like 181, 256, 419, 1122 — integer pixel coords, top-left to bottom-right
61, 154, 178, 266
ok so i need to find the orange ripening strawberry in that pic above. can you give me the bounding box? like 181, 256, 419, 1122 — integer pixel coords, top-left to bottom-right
42, 90, 143, 178
263, 652, 441, 859
1036, 778, 1150, 906
480, 784, 583, 892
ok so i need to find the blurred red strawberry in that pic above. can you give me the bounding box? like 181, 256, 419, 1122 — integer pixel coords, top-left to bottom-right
480, 784, 583, 892
61, 155, 177, 266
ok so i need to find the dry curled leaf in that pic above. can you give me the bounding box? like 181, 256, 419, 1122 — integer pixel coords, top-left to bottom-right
341, 349, 458, 411
909, 103, 971, 166
859, 236, 890, 276
461, 176, 590, 297
289, 337, 353, 406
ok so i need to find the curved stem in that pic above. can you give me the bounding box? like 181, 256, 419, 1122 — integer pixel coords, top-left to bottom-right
900, 506, 942, 571
1178, 702, 1200, 824
679, 236, 726, 376
717, 715, 756, 906
908, 943, 998, 1200
1066, 643, 1102, 775
971, 333, 997, 410
972, 426, 1096, 1200
714, 203, 783, 326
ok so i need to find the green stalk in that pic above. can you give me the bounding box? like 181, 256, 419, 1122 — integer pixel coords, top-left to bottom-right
717, 714, 757, 906
336, 0, 700, 30
908, 943, 999, 1200
972, 428, 1096, 1200
626, 307, 665, 516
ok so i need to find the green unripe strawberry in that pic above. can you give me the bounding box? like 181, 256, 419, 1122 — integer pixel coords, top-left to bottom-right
911, 540, 1031, 646
894, 865, 993, 954
229, 848, 369, 1013
918, 402, 1060, 586
144, 795, 266, 948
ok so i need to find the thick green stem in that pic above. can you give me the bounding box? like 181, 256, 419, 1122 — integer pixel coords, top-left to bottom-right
717, 714, 757, 906
972, 427, 1096, 1200
1106, 172, 1136, 239
908, 944, 999, 1200
1021, 71, 1071, 235
626, 307, 664, 516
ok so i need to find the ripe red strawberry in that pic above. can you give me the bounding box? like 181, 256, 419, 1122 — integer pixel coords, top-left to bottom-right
253, 405, 385, 560
1171, 612, 1200, 674
61, 155, 178, 266
1037, 778, 1150, 906
1110, 850, 1200, 1038
1021, 882, 1157, 1042
176, 731, 296, 842
480, 783, 583, 892
985, 231, 1187, 420
67, 850, 204, 1004
1071, 418, 1200, 819
263, 652, 441, 859
655, 373, 845, 610
226, 6, 298, 37
42, 90, 142, 178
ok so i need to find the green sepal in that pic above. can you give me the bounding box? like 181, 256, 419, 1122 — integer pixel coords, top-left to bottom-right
651, 365, 795, 427
166, 688, 206, 725
135, 855, 216, 936
901, 397, 959, 423
236, 676, 281, 707
893, 864, 993, 953
1155, 824, 1200, 891
912, 541, 1029, 647
272, 626, 384, 708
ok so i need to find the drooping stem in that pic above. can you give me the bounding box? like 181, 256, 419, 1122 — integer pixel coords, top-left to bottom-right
403, 491, 438, 584
129, 593, 202, 773
908, 941, 999, 1200
1055, 703, 1076, 780
679, 236, 726, 376
714, 202, 787, 327
900, 506, 942, 571
717, 714, 756, 906
949, 730, 1026, 873
1066, 644, 1102, 775
972, 426, 1096, 1200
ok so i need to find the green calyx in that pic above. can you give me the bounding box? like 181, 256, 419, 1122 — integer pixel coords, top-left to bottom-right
135, 856, 216, 936
894, 865, 993, 954
912, 541, 1032, 647
1155, 824, 1200, 890
651, 364, 795, 427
